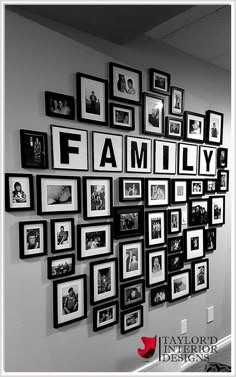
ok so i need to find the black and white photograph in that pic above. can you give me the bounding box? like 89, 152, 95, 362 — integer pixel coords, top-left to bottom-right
184, 111, 205, 143
83, 177, 112, 220
78, 222, 113, 260
171, 179, 187, 204
120, 306, 144, 335
114, 205, 144, 239
217, 148, 228, 168
77, 72, 108, 125
19, 220, 47, 259
146, 178, 170, 207
126, 135, 152, 173
198, 145, 217, 176
205, 110, 224, 145
178, 143, 198, 175
120, 279, 145, 309
92, 131, 123, 172
120, 240, 144, 282
168, 208, 181, 234
184, 227, 205, 261
204, 179, 217, 194
47, 254, 75, 279
188, 199, 209, 226
188, 180, 204, 197
150, 285, 167, 306
51, 218, 75, 253
5, 173, 34, 211
110, 103, 135, 131
143, 93, 165, 136
45, 91, 75, 120
20, 129, 48, 169
209, 196, 225, 226
192, 259, 209, 293
149, 68, 170, 95
154, 140, 177, 174
168, 253, 184, 272
168, 236, 184, 254
169, 86, 184, 116
217, 170, 229, 192
93, 301, 119, 332
146, 248, 167, 287
165, 117, 183, 139
53, 275, 87, 328
119, 178, 144, 202
168, 269, 191, 302
146, 210, 166, 247
205, 228, 216, 252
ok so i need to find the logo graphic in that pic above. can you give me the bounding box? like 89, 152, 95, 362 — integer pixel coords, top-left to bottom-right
137, 336, 157, 359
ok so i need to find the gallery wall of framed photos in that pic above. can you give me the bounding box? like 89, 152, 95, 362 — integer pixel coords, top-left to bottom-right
4, 10, 231, 373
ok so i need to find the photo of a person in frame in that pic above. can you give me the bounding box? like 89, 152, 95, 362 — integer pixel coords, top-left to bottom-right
197, 266, 205, 286
85, 90, 100, 115
12, 181, 27, 203
152, 256, 162, 277
127, 79, 135, 95
57, 226, 69, 245
211, 121, 218, 138
174, 94, 181, 109
126, 286, 141, 302
63, 286, 78, 315
148, 105, 159, 128
117, 74, 127, 93
174, 277, 186, 293
27, 229, 40, 250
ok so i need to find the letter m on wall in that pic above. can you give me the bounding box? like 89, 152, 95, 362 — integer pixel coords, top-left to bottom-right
126, 136, 152, 173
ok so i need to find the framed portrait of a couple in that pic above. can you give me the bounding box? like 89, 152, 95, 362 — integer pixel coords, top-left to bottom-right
143, 93, 165, 136
119, 239, 144, 282
165, 117, 183, 140
150, 285, 167, 306
20, 129, 48, 169
83, 177, 113, 220
45, 91, 75, 120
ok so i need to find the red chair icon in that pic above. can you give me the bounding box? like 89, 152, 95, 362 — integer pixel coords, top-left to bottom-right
137, 336, 157, 359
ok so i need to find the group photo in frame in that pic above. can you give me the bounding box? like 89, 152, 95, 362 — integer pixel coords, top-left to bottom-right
168, 208, 181, 234
45, 90, 75, 120
120, 306, 143, 335
188, 179, 204, 197
146, 210, 166, 248
53, 274, 87, 328
83, 177, 113, 220
184, 227, 205, 261
168, 236, 184, 254
145, 178, 170, 207
90, 258, 118, 305
209, 195, 225, 226
154, 140, 177, 175
217, 147, 228, 168
37, 175, 80, 215
192, 259, 209, 294
142, 92, 165, 136
171, 179, 187, 204
5, 173, 34, 211
205, 110, 224, 145
184, 111, 205, 143
165, 116, 183, 140
169, 86, 184, 116
119, 239, 144, 282
188, 199, 209, 226
168, 253, 184, 272
217, 170, 229, 192
76, 72, 108, 125
109, 103, 135, 131
150, 285, 167, 306
149, 68, 170, 95
168, 269, 191, 302
77, 222, 113, 260
119, 177, 144, 202
114, 205, 144, 239
109, 62, 142, 105
47, 254, 75, 279
205, 228, 217, 252
93, 301, 119, 332
146, 248, 167, 287
120, 279, 145, 309
51, 218, 75, 253
19, 220, 47, 259
20, 129, 48, 169
204, 179, 217, 195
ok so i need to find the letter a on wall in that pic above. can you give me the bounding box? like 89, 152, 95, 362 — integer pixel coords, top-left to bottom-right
126, 136, 152, 173
178, 143, 198, 175
51, 125, 88, 170
92, 131, 123, 172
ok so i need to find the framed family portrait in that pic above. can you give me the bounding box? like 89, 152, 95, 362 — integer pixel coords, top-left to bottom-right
150, 285, 167, 306
119, 239, 144, 282
20, 129, 48, 169
37, 175, 80, 215
205, 228, 216, 252
171, 179, 187, 204
77, 222, 113, 260
217, 148, 228, 168
110, 103, 135, 131
109, 62, 142, 105
209, 195, 225, 226
5, 173, 34, 211
90, 258, 118, 305
149, 68, 170, 95
145, 178, 170, 207
188, 199, 209, 226
47, 254, 75, 279
205, 110, 224, 145
93, 301, 119, 332
119, 177, 144, 202
120, 306, 143, 335
50, 218, 75, 253
120, 279, 145, 310
45, 91, 75, 120
168, 269, 191, 302
76, 72, 108, 125
184, 227, 205, 261
198, 146, 217, 176
168, 208, 181, 234
146, 210, 166, 248
142, 93, 165, 136
114, 205, 144, 239
19, 220, 47, 259
188, 179, 204, 197
192, 259, 209, 293
204, 179, 217, 194
168, 236, 184, 254
168, 253, 184, 272
83, 177, 113, 220
146, 248, 167, 287
165, 117, 183, 140
169, 86, 184, 116
154, 140, 177, 175
184, 111, 205, 143
53, 274, 87, 328
217, 170, 229, 192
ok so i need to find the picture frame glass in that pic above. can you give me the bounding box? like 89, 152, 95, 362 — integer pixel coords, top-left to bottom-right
189, 200, 208, 226
50, 255, 74, 278
123, 281, 144, 308
168, 236, 183, 254
123, 308, 142, 332
174, 181, 187, 202
151, 285, 167, 306
170, 210, 181, 232
152, 71, 169, 93
168, 119, 182, 138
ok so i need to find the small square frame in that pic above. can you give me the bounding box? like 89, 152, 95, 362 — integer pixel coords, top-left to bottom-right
168, 269, 191, 302
150, 285, 167, 306
145, 178, 170, 207
188, 199, 209, 226
165, 116, 183, 140
109, 103, 135, 131
93, 301, 119, 332
120, 305, 144, 335
114, 205, 144, 239
45, 91, 75, 120
149, 68, 171, 95
119, 177, 144, 202
120, 279, 145, 309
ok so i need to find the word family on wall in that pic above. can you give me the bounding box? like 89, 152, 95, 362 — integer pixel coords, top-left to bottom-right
5, 61, 229, 334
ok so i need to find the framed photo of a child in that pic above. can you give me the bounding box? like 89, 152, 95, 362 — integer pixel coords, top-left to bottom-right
5, 173, 34, 211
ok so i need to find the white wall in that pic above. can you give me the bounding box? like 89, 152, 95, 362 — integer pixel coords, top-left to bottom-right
5, 9, 231, 373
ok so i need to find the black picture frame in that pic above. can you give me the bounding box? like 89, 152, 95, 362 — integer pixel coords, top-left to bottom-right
120, 305, 144, 335
76, 72, 108, 125
109, 62, 142, 105
114, 205, 144, 239
119, 177, 144, 202
188, 199, 209, 226
178, 143, 198, 176
165, 116, 183, 140
198, 145, 217, 176
204, 179, 217, 195
168, 252, 184, 272
36, 175, 81, 215
184, 227, 205, 261
19, 220, 47, 259
5, 173, 34, 212
169, 86, 184, 116
171, 179, 187, 204
142, 92, 165, 136
149, 68, 171, 95
208, 195, 225, 226
45, 91, 75, 120
93, 301, 119, 332
109, 103, 135, 131
77, 222, 113, 261
167, 236, 184, 254
168, 208, 182, 234
192, 258, 209, 293
184, 111, 205, 143
53, 274, 87, 328
146, 247, 167, 287
205, 110, 224, 145
119, 239, 144, 282
126, 135, 152, 174
217, 148, 228, 168
92, 131, 123, 172
20, 129, 48, 169
47, 253, 75, 279
188, 179, 204, 198
90, 257, 118, 305
217, 170, 229, 192
145, 210, 167, 248
50, 218, 75, 253
205, 228, 217, 252
120, 279, 145, 310
145, 178, 170, 207
150, 285, 167, 306
154, 139, 177, 175
168, 269, 191, 303
83, 176, 113, 220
